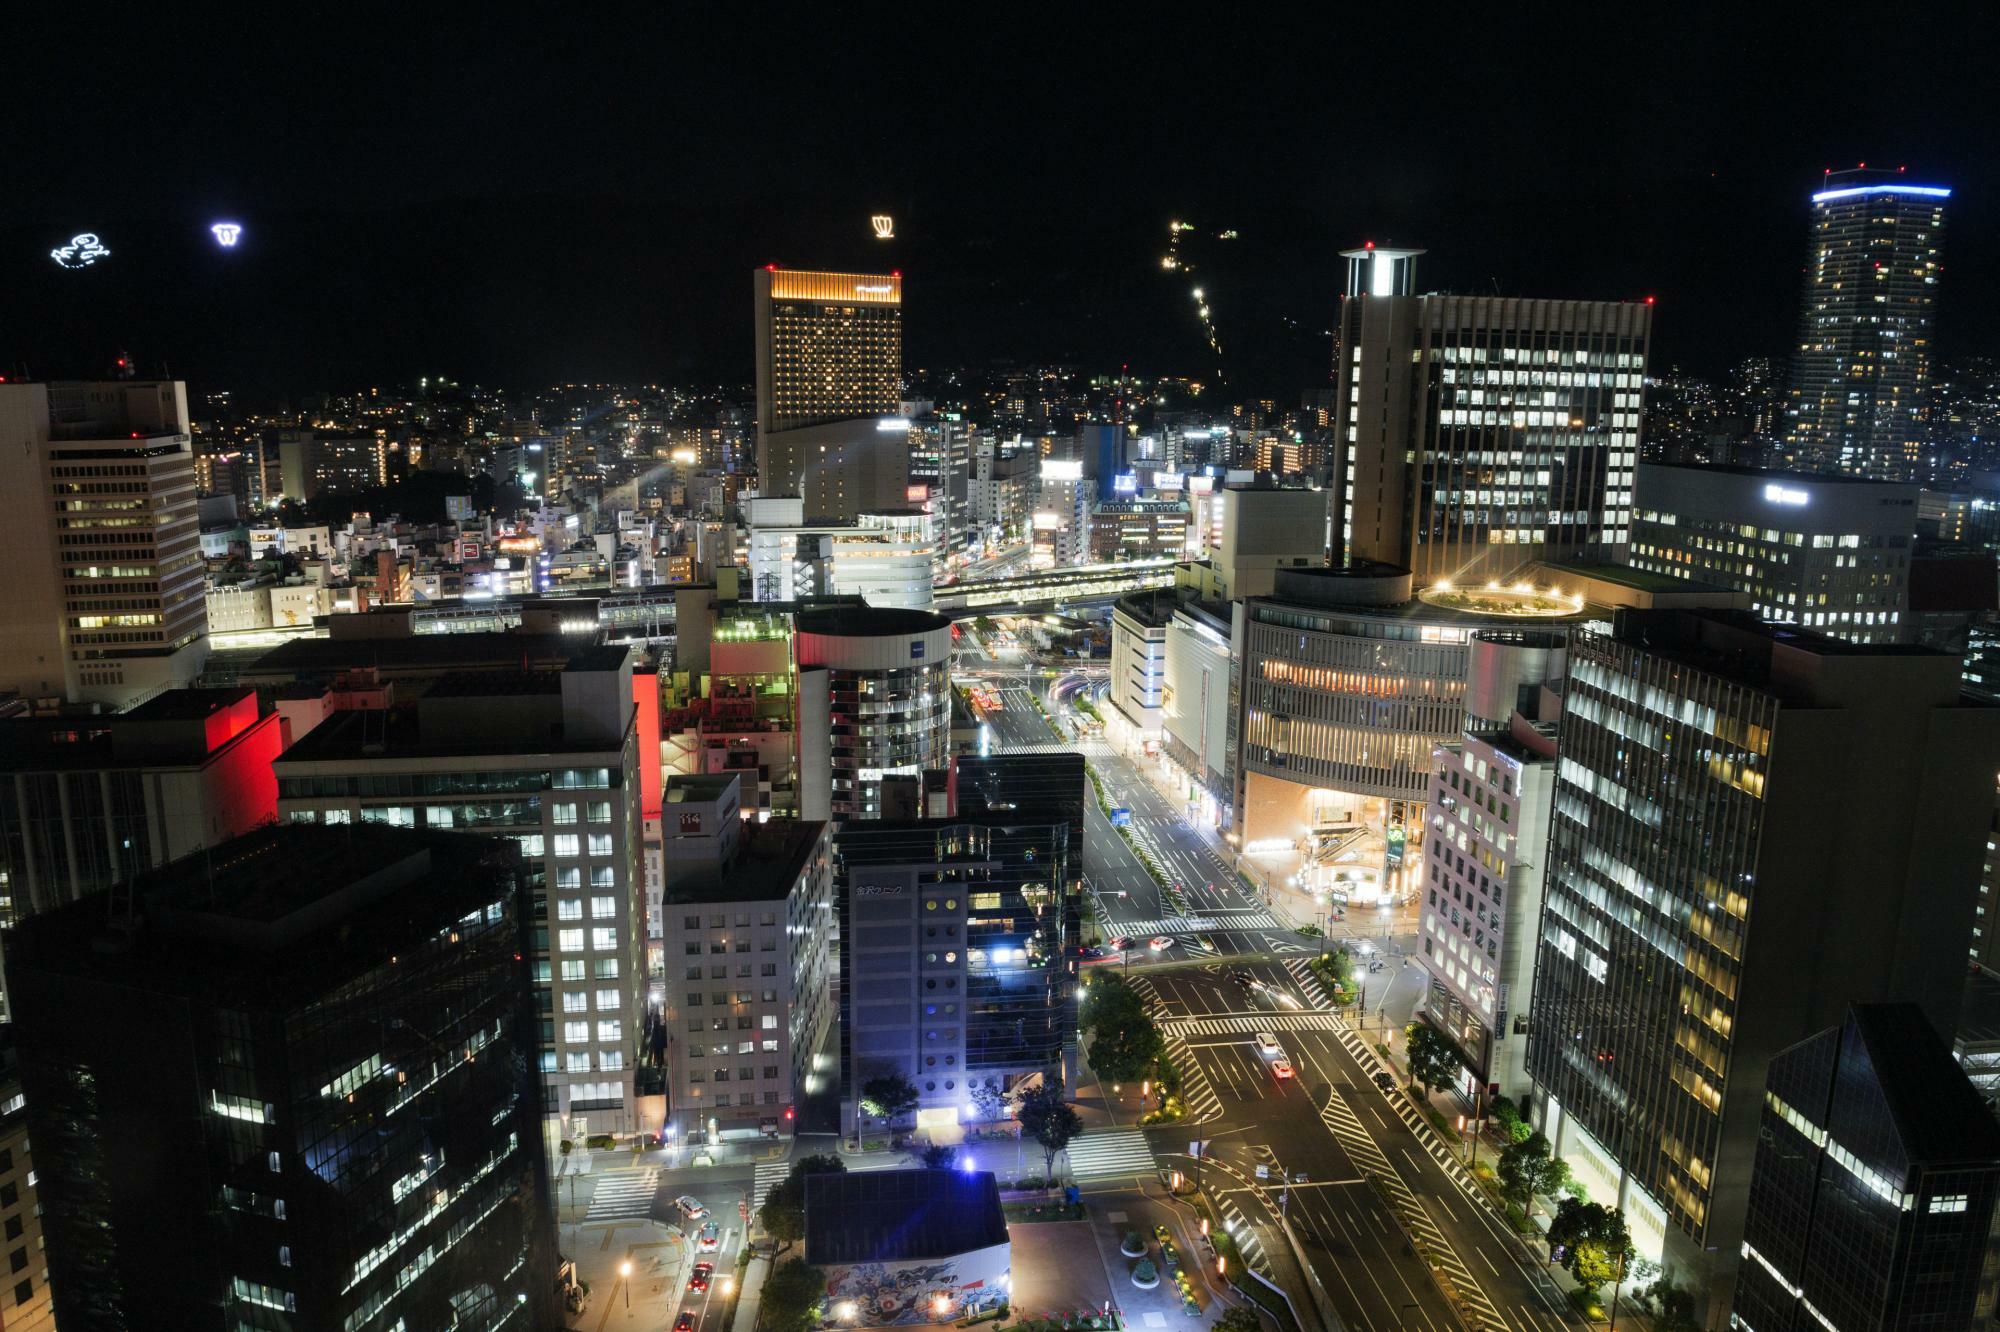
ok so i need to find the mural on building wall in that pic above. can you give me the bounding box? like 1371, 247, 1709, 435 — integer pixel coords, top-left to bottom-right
822, 1251, 1006, 1326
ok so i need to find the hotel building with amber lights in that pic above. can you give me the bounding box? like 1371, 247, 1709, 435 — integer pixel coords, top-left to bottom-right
753, 267, 907, 524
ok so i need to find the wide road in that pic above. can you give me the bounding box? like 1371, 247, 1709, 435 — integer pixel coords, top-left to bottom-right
1138, 965, 1580, 1332
962, 649, 1583, 1332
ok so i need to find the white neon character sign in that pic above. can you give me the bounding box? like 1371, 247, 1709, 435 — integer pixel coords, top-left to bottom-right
51, 234, 111, 269
871, 214, 894, 239
211, 223, 243, 248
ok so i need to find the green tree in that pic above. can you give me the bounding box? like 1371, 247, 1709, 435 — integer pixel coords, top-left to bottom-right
1212, 1305, 1265, 1332
1545, 1196, 1635, 1295
1643, 1276, 1701, 1332
1497, 1131, 1569, 1211
859, 1071, 920, 1145
1017, 1079, 1083, 1187
918, 1143, 958, 1169
757, 1154, 846, 1255
1082, 975, 1165, 1084
1403, 1022, 1461, 1099
759, 1257, 828, 1332
968, 1081, 1012, 1123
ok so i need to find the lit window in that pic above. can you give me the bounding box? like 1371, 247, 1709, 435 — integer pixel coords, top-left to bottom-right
590, 896, 617, 920
591, 927, 618, 951
558, 929, 584, 952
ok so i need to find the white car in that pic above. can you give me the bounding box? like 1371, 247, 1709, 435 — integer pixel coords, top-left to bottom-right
674, 1195, 708, 1221
1255, 1032, 1281, 1054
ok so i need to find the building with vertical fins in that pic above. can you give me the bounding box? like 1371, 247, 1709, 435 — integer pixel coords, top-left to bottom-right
7, 824, 557, 1332
1784, 169, 1949, 483
1331, 245, 1651, 585
1524, 609, 2000, 1316
753, 268, 906, 523
1733, 1004, 2000, 1332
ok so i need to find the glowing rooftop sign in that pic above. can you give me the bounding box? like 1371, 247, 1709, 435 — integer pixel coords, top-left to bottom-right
1763, 483, 1810, 506
1811, 184, 1951, 203
871, 214, 895, 239
211, 222, 243, 247
51, 233, 111, 268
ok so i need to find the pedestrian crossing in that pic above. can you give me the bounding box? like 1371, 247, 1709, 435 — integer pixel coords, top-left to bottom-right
1212, 1192, 1266, 1268
1282, 957, 1332, 1008
1104, 916, 1219, 937
584, 1167, 658, 1222
1329, 1022, 1493, 1215
1063, 1128, 1157, 1181
1161, 1012, 1344, 1039
751, 1160, 791, 1217
1162, 1028, 1223, 1122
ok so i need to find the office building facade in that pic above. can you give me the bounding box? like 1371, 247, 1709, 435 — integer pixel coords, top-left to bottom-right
795, 607, 953, 821
1234, 563, 1577, 906
836, 817, 1079, 1129
7, 825, 557, 1332
1526, 610, 2000, 1310
0, 380, 208, 709
1734, 1005, 2000, 1332
274, 650, 647, 1138
1785, 171, 1950, 482
1630, 462, 1916, 644
1417, 722, 1558, 1104
658, 773, 833, 1141
1333, 247, 1650, 583
753, 268, 905, 522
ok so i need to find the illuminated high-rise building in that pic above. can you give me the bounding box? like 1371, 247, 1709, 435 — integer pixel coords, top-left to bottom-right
1525, 608, 2000, 1316
1331, 245, 1651, 584
1785, 169, 1949, 482
753, 267, 906, 523
0, 380, 208, 709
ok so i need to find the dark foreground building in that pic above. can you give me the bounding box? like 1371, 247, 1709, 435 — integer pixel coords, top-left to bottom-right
7, 824, 558, 1332
806, 1168, 1010, 1327
1733, 1005, 2000, 1332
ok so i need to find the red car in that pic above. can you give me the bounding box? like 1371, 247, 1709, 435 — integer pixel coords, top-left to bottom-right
675, 1314, 695, 1332
1272, 1058, 1295, 1080
688, 1262, 713, 1293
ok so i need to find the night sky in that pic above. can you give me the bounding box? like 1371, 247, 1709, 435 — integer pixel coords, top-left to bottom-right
7, 7, 1998, 401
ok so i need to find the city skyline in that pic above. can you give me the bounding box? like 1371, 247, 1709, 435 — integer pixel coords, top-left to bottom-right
5, 12, 1998, 398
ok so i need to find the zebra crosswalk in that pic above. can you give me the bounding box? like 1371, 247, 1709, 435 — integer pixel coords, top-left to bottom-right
751, 1160, 791, 1216
1104, 916, 1218, 937
1100, 910, 1284, 939
1282, 957, 1332, 1008
1161, 1012, 1344, 1039
584, 1167, 658, 1222
1063, 1129, 1157, 1181
1163, 1028, 1223, 1122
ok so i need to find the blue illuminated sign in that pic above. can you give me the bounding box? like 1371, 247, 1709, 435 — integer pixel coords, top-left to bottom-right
50, 233, 111, 269
1811, 184, 1951, 203
211, 222, 243, 247
911, 640, 925, 660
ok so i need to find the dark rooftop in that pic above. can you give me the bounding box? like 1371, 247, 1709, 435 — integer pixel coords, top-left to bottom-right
1847, 1004, 2000, 1168
1639, 460, 1917, 490
277, 696, 626, 763
805, 1169, 1008, 1266
235, 631, 575, 681
1114, 588, 1181, 627
665, 819, 825, 905
795, 606, 952, 637
0, 688, 270, 773
4, 825, 521, 1008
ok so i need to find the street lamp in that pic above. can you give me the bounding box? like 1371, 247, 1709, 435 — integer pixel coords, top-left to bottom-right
619, 1259, 633, 1309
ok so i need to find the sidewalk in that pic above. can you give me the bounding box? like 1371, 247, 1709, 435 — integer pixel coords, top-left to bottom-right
1365, 1022, 1658, 1330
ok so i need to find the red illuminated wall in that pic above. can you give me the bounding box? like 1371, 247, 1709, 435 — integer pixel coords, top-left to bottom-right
633, 665, 663, 821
